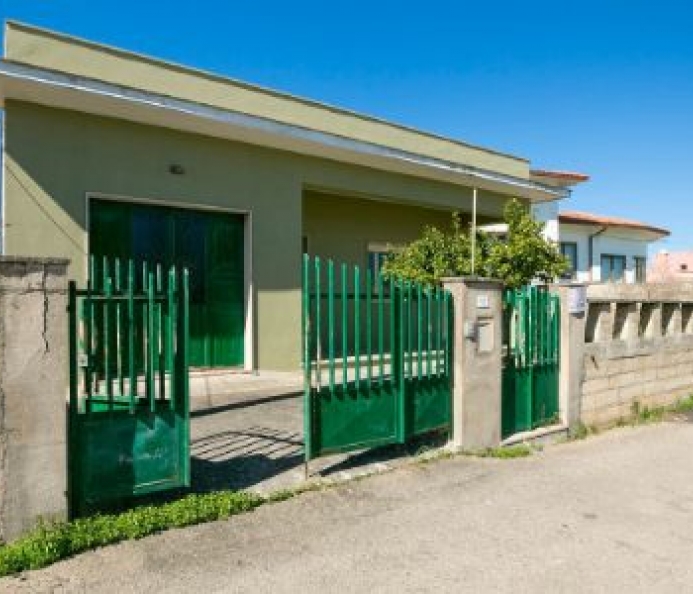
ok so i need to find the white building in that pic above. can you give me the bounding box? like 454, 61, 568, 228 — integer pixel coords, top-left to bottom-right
515, 170, 670, 284
558, 211, 669, 283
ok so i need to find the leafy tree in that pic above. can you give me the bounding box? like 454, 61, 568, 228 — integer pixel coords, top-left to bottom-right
486, 200, 569, 288
381, 200, 568, 288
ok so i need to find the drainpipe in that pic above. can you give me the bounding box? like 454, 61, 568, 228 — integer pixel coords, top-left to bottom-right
588, 226, 608, 281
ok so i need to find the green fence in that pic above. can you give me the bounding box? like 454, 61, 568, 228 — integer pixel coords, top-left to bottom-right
302, 255, 453, 461
68, 257, 190, 517
502, 285, 560, 438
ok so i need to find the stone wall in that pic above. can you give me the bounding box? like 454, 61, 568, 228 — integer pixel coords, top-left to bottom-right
580, 283, 693, 427
0, 257, 69, 541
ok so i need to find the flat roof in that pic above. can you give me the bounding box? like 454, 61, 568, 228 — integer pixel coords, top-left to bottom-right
2, 21, 528, 170
0, 21, 570, 203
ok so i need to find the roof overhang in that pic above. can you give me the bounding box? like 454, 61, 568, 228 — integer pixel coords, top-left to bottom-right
560, 218, 669, 242
529, 169, 590, 188
0, 60, 568, 204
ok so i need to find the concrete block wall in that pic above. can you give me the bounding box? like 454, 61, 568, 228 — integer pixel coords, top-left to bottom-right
579, 283, 693, 427
0, 257, 69, 541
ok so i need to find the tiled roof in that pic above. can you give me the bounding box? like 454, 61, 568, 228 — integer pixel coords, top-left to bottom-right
559, 210, 670, 237
530, 169, 590, 182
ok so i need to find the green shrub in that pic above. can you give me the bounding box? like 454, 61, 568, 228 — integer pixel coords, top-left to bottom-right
382, 200, 569, 288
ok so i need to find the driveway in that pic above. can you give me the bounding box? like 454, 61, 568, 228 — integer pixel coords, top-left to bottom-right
4, 418, 693, 593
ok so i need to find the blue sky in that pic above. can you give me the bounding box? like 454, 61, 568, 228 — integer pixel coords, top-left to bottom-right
1, 1, 691, 251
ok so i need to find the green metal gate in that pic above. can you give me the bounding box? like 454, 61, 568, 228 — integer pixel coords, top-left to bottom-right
502, 285, 560, 438
68, 257, 190, 517
302, 255, 452, 461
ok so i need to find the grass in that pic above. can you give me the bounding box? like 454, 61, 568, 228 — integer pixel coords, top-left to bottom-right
671, 395, 693, 414
568, 422, 599, 441
417, 443, 536, 464
0, 490, 266, 577
629, 394, 693, 426
0, 473, 361, 578
568, 395, 693, 439
471, 444, 535, 459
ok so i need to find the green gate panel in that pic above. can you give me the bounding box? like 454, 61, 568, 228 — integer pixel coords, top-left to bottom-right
70, 407, 187, 517
68, 260, 190, 518
309, 384, 400, 457
405, 377, 452, 437
303, 256, 452, 462
501, 365, 533, 437
90, 199, 244, 368
533, 364, 559, 423
501, 286, 560, 439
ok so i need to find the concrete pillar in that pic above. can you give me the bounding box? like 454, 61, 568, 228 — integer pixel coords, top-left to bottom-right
553, 284, 587, 431
442, 277, 503, 450
0, 257, 69, 541
646, 303, 662, 339
664, 303, 682, 336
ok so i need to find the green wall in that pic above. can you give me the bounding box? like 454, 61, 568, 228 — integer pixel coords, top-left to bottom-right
303, 191, 459, 268
3, 101, 514, 370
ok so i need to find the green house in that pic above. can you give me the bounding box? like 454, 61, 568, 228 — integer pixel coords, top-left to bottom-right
0, 22, 569, 371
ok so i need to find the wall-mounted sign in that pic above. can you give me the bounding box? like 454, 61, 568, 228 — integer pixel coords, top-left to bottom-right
476, 294, 490, 310
568, 286, 587, 315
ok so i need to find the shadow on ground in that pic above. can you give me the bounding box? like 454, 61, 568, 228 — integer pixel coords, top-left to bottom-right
96, 393, 448, 512
191, 426, 304, 492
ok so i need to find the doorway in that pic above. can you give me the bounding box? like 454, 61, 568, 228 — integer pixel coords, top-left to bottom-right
89, 198, 245, 368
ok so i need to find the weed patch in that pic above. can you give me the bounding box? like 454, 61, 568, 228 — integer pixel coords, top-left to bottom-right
469, 444, 535, 459
631, 401, 665, 424
630, 395, 693, 426
0, 491, 264, 577
671, 395, 693, 414
569, 422, 598, 441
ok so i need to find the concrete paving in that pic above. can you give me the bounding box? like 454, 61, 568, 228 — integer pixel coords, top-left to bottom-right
5, 417, 693, 593
190, 393, 305, 494
189, 370, 303, 412
190, 389, 443, 495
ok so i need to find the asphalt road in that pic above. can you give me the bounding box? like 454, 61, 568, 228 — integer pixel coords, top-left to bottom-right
5, 418, 693, 593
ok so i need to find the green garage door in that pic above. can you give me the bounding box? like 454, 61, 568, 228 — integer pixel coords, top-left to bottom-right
90, 199, 245, 368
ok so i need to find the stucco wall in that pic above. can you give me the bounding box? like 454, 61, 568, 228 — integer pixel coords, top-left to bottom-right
3, 101, 513, 370
303, 191, 459, 268
0, 257, 69, 541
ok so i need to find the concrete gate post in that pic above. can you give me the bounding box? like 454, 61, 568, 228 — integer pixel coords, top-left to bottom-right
551, 283, 588, 431
0, 257, 70, 541
442, 277, 503, 450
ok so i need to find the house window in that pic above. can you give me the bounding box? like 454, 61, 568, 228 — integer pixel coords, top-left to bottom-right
368, 250, 390, 279
560, 242, 578, 279
635, 257, 647, 284
601, 254, 627, 283
367, 242, 401, 281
